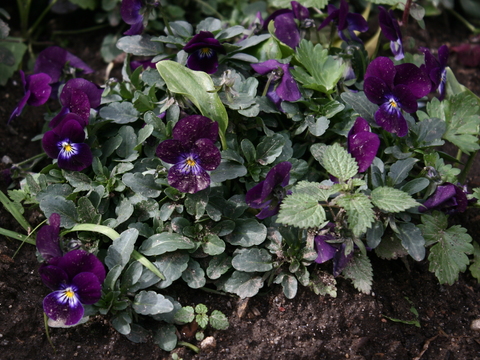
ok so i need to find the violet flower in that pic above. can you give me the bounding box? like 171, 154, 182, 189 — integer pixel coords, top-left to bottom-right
121, 0, 145, 35
40, 250, 105, 326
42, 117, 93, 171
33, 46, 93, 84
156, 115, 221, 194
263, 1, 313, 49
420, 45, 449, 101
245, 161, 292, 219
317, 0, 368, 44
419, 182, 468, 214
50, 78, 103, 128
314, 233, 354, 277
347, 117, 380, 173
363, 57, 431, 137
8, 71, 52, 123
251, 59, 301, 108
183, 31, 226, 74
378, 6, 404, 61
36, 213, 105, 326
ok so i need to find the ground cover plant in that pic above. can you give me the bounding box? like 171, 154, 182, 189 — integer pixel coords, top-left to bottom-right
2, 0, 480, 357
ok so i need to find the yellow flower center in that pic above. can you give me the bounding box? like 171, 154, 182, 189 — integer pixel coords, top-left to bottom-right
62, 142, 73, 153
389, 99, 398, 108
186, 157, 197, 167
64, 289, 75, 298
199, 47, 212, 57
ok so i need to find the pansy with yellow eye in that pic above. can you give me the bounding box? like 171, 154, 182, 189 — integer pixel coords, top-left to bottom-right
183, 31, 226, 74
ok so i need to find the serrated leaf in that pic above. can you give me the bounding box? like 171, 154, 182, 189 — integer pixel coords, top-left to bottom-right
132, 290, 174, 315
371, 187, 419, 213
419, 212, 473, 284
336, 193, 374, 237
341, 251, 373, 294
105, 228, 138, 270
321, 143, 358, 181
340, 91, 378, 124
223, 271, 264, 298
310, 271, 337, 297
63, 171, 93, 192
209, 310, 229, 330
139, 233, 195, 256
291, 40, 345, 94
277, 193, 327, 229
174, 306, 195, 324
232, 248, 273, 272
292, 181, 334, 202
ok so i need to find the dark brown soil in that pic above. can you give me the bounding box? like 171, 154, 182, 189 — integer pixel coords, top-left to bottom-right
1, 11, 480, 360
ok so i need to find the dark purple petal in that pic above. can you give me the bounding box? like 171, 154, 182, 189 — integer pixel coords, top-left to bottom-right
263, 8, 292, 30
49, 106, 70, 128
36, 213, 62, 261
25, 73, 52, 106
392, 84, 418, 114
251, 59, 281, 75
348, 116, 370, 135
186, 50, 219, 74
363, 76, 390, 105
183, 31, 225, 54
8, 90, 30, 123
39, 265, 69, 290
245, 182, 267, 209
245, 162, 291, 208
317, 7, 340, 31
43, 290, 84, 326
57, 142, 93, 171
314, 235, 337, 263
71, 272, 102, 304
394, 63, 431, 98
274, 13, 301, 49
168, 162, 210, 194
276, 64, 301, 101
57, 118, 86, 143
255, 200, 281, 220
34, 46, 93, 83
121, 0, 143, 25
172, 115, 219, 146
348, 131, 380, 172
156, 139, 184, 164
60, 78, 103, 109
50, 112, 88, 130
454, 185, 468, 213
365, 57, 396, 89
124, 21, 145, 36
57, 250, 106, 283
336, 0, 349, 30
42, 130, 61, 159
193, 138, 221, 171
63, 89, 91, 122
375, 103, 408, 137
333, 244, 354, 277
378, 7, 401, 41
292, 1, 310, 21
438, 45, 449, 67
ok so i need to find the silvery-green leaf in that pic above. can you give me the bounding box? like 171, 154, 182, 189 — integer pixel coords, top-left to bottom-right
232, 248, 273, 272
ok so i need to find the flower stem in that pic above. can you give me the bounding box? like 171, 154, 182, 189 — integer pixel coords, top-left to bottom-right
177, 341, 201, 353
446, 8, 480, 34
14, 153, 47, 168
27, 0, 60, 38
459, 150, 478, 184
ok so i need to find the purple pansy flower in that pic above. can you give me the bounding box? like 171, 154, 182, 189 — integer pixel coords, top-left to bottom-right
420, 45, 449, 101
8, 71, 52, 123
363, 57, 431, 137
121, 0, 146, 35
245, 161, 292, 219
378, 6, 404, 61
263, 1, 313, 49
314, 232, 354, 277
317, 0, 368, 44
183, 31, 226, 74
42, 117, 93, 171
33, 46, 93, 84
251, 59, 301, 108
36, 214, 105, 326
50, 78, 103, 128
347, 117, 380, 173
156, 115, 221, 194
419, 182, 468, 214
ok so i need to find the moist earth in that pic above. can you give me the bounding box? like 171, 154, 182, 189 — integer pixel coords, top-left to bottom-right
1, 11, 480, 360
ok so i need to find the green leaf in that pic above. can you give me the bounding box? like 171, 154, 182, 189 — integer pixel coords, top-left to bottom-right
156, 61, 228, 148
320, 143, 358, 181
99, 102, 140, 124
63, 171, 93, 192
100, 33, 124, 63
76, 197, 101, 224
133, 290, 174, 315
174, 306, 195, 324
116, 35, 164, 56
154, 324, 177, 351
336, 193, 374, 237
397, 223, 426, 261
419, 212, 473, 284
182, 259, 206, 289
469, 241, 480, 281
223, 271, 264, 298
342, 251, 373, 294
225, 218, 267, 247
291, 40, 346, 94
105, 228, 138, 270
206, 253, 232, 280
256, 134, 285, 165
371, 187, 419, 213
309, 271, 337, 297
387, 158, 418, 186
111, 312, 132, 335
277, 193, 327, 229
292, 181, 335, 202
340, 91, 377, 125
153, 252, 190, 289
202, 234, 225, 255
139, 233, 196, 255
232, 248, 273, 272
39, 195, 78, 228
209, 310, 229, 330
210, 160, 248, 182
273, 273, 298, 299
0, 38, 27, 86
122, 173, 162, 198
196, 313, 209, 329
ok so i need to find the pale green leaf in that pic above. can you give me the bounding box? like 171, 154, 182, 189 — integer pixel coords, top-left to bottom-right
277, 193, 327, 229
321, 143, 358, 181
132, 290, 174, 315
232, 248, 273, 272
396, 223, 425, 261
336, 193, 374, 237
273, 273, 298, 299
182, 259, 206, 289
223, 271, 264, 298
342, 251, 373, 294
139, 233, 196, 256
209, 310, 229, 330
371, 187, 419, 213
105, 228, 138, 270
469, 241, 480, 281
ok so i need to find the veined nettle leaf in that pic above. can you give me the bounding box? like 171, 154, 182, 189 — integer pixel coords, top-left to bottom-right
156, 61, 228, 148
371, 187, 419, 213
277, 192, 327, 229
316, 143, 358, 182
336, 193, 374, 238
418, 211, 473, 285
291, 40, 346, 94
342, 251, 373, 294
